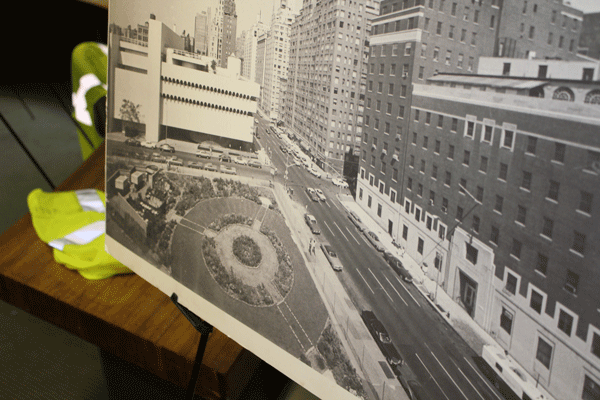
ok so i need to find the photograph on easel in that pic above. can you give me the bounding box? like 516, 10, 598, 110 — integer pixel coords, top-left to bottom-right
104, 0, 600, 400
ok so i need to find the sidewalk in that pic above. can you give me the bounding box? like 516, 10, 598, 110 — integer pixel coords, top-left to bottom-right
272, 183, 408, 400
338, 197, 557, 400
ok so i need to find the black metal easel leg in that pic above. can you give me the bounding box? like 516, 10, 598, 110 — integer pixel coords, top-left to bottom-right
171, 293, 214, 400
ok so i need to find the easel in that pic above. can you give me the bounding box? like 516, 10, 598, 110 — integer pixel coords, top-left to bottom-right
171, 293, 214, 400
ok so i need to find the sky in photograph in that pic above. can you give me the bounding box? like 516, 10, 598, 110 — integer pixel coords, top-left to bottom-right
110, 0, 600, 40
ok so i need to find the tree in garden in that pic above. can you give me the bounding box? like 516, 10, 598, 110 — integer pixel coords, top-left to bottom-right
119, 99, 142, 137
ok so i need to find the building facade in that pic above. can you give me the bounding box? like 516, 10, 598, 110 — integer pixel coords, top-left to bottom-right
282, 0, 380, 175
195, 11, 210, 55
579, 12, 600, 61
240, 21, 269, 82
221, 0, 238, 68
107, 18, 259, 152
257, 4, 297, 120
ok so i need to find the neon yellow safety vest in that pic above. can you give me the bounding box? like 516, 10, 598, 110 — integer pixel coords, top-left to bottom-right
71, 42, 108, 161
28, 188, 132, 280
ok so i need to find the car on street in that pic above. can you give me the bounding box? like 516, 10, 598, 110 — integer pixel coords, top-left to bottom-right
233, 156, 248, 165
348, 211, 366, 232
219, 153, 232, 163
320, 243, 342, 271
167, 156, 183, 166
140, 141, 156, 149
125, 138, 141, 146
146, 165, 160, 174
332, 177, 349, 188
158, 143, 175, 152
305, 187, 320, 202
381, 342, 404, 369
220, 165, 237, 175
308, 167, 321, 178
304, 214, 320, 234
248, 159, 262, 168
151, 153, 167, 163
399, 378, 428, 400
314, 188, 326, 202
204, 163, 217, 172
386, 255, 413, 283
196, 150, 212, 159
188, 162, 203, 169
364, 230, 385, 252
361, 310, 392, 346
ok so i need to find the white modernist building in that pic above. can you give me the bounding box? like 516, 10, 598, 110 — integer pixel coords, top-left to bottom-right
108, 18, 260, 152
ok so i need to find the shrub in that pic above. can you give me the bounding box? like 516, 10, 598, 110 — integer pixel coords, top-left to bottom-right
232, 236, 262, 267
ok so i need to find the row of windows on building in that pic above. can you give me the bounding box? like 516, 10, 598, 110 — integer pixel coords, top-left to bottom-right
161, 76, 257, 101
161, 93, 254, 116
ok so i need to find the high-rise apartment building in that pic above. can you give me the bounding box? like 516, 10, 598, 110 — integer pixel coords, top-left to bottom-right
221, 0, 238, 68
256, 3, 297, 120
240, 21, 269, 82
282, 0, 380, 175
195, 10, 210, 55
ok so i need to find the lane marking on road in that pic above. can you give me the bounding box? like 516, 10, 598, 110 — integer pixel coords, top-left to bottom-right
449, 358, 487, 400
333, 222, 348, 241
276, 304, 305, 351
330, 200, 341, 212
345, 227, 360, 244
384, 275, 408, 306
428, 349, 470, 400
463, 357, 504, 400
325, 201, 331, 208
282, 301, 313, 346
415, 353, 450, 400
356, 269, 374, 294
368, 268, 394, 303
178, 222, 204, 236
395, 276, 421, 307
323, 221, 335, 237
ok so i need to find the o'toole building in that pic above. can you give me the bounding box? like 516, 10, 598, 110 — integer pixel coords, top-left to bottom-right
107, 17, 260, 152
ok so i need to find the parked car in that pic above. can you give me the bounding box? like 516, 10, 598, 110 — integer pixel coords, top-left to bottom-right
125, 138, 141, 146
320, 243, 342, 271
220, 165, 237, 175
204, 163, 217, 172
314, 188, 326, 202
305, 187, 320, 202
399, 379, 428, 400
381, 342, 404, 369
140, 141, 156, 149
332, 177, 349, 188
167, 156, 183, 166
233, 156, 248, 165
188, 162, 203, 169
387, 255, 413, 283
304, 213, 320, 235
146, 165, 159, 174
219, 153, 232, 163
361, 310, 392, 346
158, 143, 175, 152
363, 230, 385, 252
151, 153, 167, 163
196, 150, 212, 158
248, 160, 262, 168
348, 211, 366, 232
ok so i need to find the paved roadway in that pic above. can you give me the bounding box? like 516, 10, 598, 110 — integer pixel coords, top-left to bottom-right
257, 116, 506, 400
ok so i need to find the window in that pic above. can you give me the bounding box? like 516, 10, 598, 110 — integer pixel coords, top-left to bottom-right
378, 82, 383, 93
424, 17, 430, 32
583, 375, 600, 400
572, 231, 586, 255
466, 121, 475, 138
420, 159, 426, 173
377, 203, 382, 217
403, 225, 408, 240
417, 183, 423, 197
429, 190, 435, 204
407, 177, 413, 190
393, 168, 398, 181
445, 50, 452, 65
558, 309, 574, 336
436, 21, 443, 35
480, 156, 488, 173
536, 337, 553, 369
587, 150, 600, 171
426, 112, 431, 125
592, 334, 600, 359
456, 206, 464, 221
548, 32, 553, 45
521, 171, 532, 191
471, 32, 477, 46
417, 237, 424, 254
483, 125, 493, 142
460, 28, 466, 43
506, 272, 518, 294
410, 155, 415, 168
463, 150, 470, 166
448, 144, 454, 159
502, 129, 514, 149
466, 243, 478, 264
565, 270, 579, 294
442, 197, 449, 212
529, 26, 535, 40
445, 171, 451, 186
449, 25, 454, 39
554, 143, 566, 163
399, 105, 405, 118
415, 207, 421, 220
527, 136, 537, 154
512, 239, 522, 259
579, 191, 593, 214
380, 63, 385, 75
490, 15, 495, 28
499, 163, 508, 181
423, 136, 429, 149
548, 180, 560, 201
418, 66, 424, 79
438, 114, 444, 128
491, 225, 499, 245
476, 186, 484, 203
359, 188, 363, 200
451, 2, 457, 16
388, 83, 394, 95
390, 189, 396, 203
433, 46, 439, 62
500, 307, 513, 334
405, 43, 412, 56
542, 217, 553, 239
459, 178, 467, 194
390, 64, 396, 76
472, 215, 480, 233
376, 100, 381, 111
450, 118, 458, 132
536, 253, 548, 275
516, 205, 527, 225
434, 140, 441, 154
413, 132, 418, 144
401, 85, 407, 97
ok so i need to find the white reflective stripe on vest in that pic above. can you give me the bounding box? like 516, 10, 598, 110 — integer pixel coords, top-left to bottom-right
72, 73, 108, 126
76, 189, 105, 213
48, 220, 106, 251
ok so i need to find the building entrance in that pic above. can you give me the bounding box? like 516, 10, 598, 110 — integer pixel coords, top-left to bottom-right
459, 271, 478, 318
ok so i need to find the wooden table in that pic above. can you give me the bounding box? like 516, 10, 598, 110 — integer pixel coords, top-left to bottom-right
0, 143, 259, 399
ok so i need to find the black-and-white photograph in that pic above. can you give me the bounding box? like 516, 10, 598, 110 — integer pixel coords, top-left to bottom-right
104, 0, 600, 399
